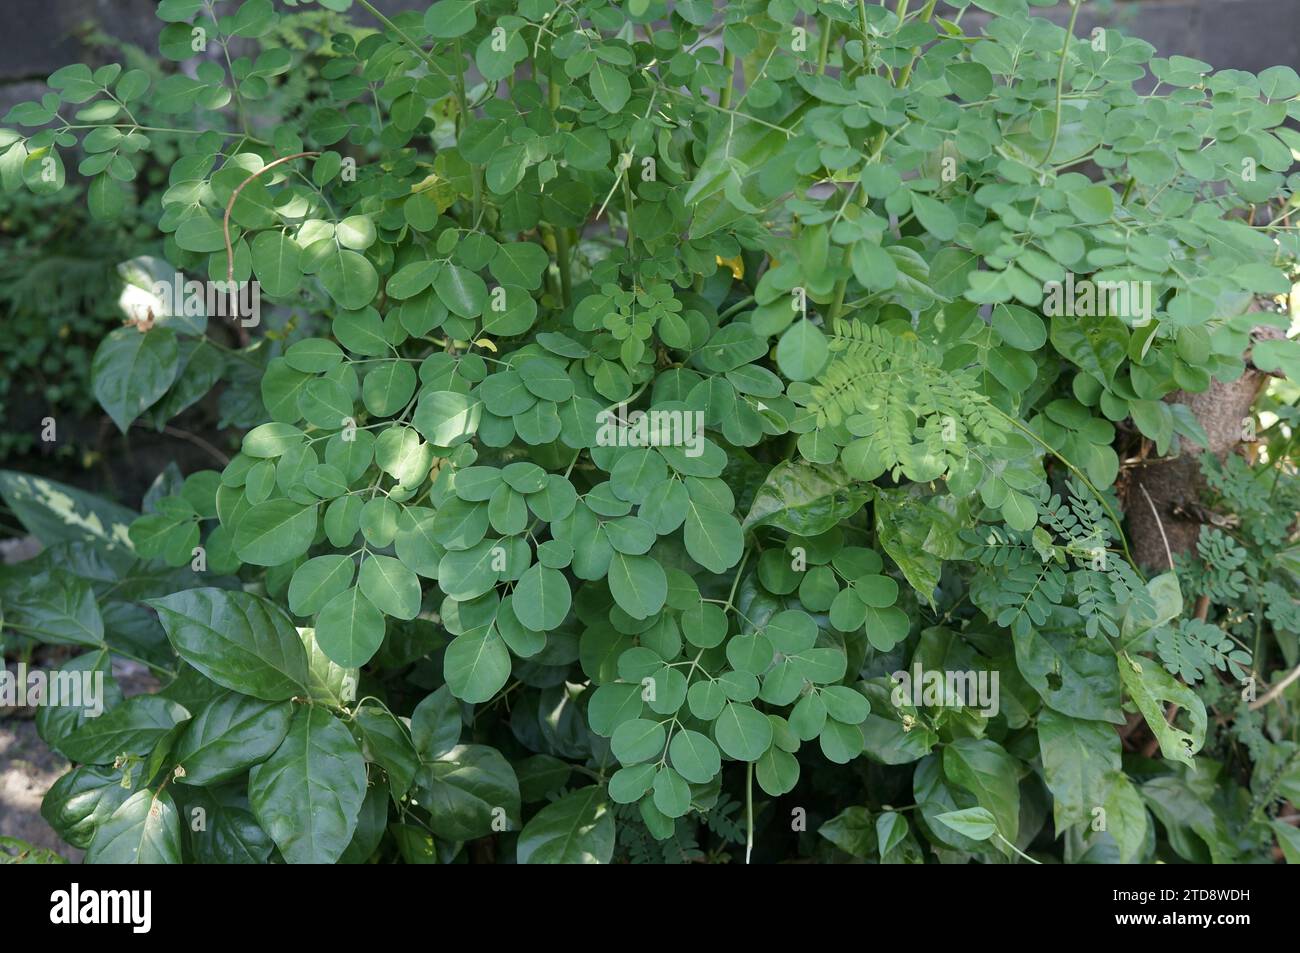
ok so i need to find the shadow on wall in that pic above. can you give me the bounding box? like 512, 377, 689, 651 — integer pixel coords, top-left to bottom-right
0, 0, 430, 114
948, 0, 1300, 77
1, 0, 1296, 113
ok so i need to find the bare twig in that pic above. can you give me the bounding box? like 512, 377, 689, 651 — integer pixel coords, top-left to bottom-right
222, 151, 319, 344
1249, 662, 1300, 711
1138, 483, 1174, 571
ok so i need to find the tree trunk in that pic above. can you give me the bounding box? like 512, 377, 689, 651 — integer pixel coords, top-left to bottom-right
1124, 320, 1284, 572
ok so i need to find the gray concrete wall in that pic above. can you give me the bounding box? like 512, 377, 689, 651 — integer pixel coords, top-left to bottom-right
2, 0, 1297, 114
948, 0, 1300, 78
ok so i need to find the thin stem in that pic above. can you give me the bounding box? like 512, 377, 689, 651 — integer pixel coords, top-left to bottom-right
720, 47, 737, 109
997, 832, 1041, 864
1250, 662, 1300, 711
453, 39, 484, 224
204, 1, 247, 132
895, 0, 939, 88
660, 87, 800, 136
857, 0, 872, 69
221, 151, 317, 346
1042, 0, 1082, 170
724, 547, 752, 611
745, 759, 755, 864
719, 295, 756, 321
816, 17, 833, 75
621, 170, 636, 254
224, 152, 319, 289
160, 425, 230, 466
1137, 483, 1174, 571
54, 124, 269, 142
355, 0, 452, 80
555, 226, 574, 306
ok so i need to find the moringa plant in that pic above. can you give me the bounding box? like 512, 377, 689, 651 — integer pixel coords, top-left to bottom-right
2, 0, 1300, 864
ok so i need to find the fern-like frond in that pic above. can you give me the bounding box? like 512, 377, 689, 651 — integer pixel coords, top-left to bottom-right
808, 319, 1011, 481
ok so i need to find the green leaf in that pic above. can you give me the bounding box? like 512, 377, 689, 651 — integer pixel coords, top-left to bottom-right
251, 229, 302, 297
513, 563, 571, 631
173, 693, 293, 786
186, 788, 275, 864
413, 390, 481, 447
1013, 626, 1123, 723
1037, 708, 1121, 833
233, 499, 318, 566
425, 0, 477, 38
714, 702, 773, 761
517, 786, 614, 864
1118, 653, 1207, 766
608, 764, 656, 804
149, 588, 311, 700
818, 805, 874, 858
1066, 184, 1115, 224
851, 241, 897, 290
243, 422, 306, 458
358, 554, 421, 620
684, 502, 743, 573
611, 718, 666, 765
876, 810, 908, 859
653, 766, 692, 817
300, 378, 353, 429
92, 327, 179, 432
315, 586, 387, 667
743, 460, 869, 537
85, 790, 182, 864
417, 743, 520, 840
490, 241, 549, 289
288, 554, 355, 616
88, 173, 127, 220
1000, 489, 1037, 532
40, 765, 134, 850
820, 717, 865, 763
336, 215, 376, 251
934, 807, 997, 841
668, 729, 721, 784
6, 572, 104, 646
1104, 773, 1149, 864
0, 470, 136, 550
444, 626, 512, 703
945, 61, 993, 101
354, 709, 419, 799
361, 361, 417, 417
910, 192, 958, 240
991, 303, 1046, 350
589, 61, 630, 113
435, 263, 488, 317
776, 319, 828, 381
320, 247, 379, 310
299, 626, 357, 708
35, 652, 122, 755
608, 552, 667, 620
756, 746, 800, 795
411, 686, 461, 761
248, 705, 367, 864
942, 738, 1020, 849
61, 695, 189, 765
